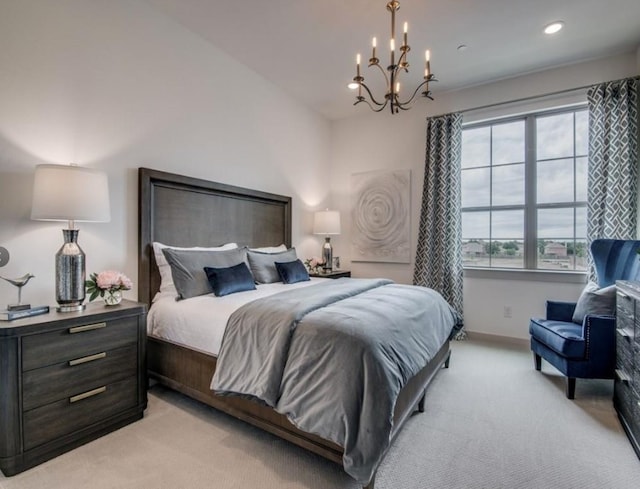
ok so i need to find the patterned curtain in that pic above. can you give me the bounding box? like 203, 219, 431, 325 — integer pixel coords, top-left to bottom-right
586, 77, 639, 278
413, 112, 464, 335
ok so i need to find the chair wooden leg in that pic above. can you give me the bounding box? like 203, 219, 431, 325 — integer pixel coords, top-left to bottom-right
444, 351, 451, 369
533, 353, 541, 371
566, 377, 576, 399
417, 392, 426, 413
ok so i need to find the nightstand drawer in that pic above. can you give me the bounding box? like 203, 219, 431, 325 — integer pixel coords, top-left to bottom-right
22, 316, 138, 371
617, 327, 634, 370
615, 379, 640, 447
618, 290, 635, 325
617, 323, 634, 350
23, 376, 138, 450
22, 345, 138, 411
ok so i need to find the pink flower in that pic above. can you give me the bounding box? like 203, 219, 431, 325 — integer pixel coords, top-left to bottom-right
96, 270, 132, 291
119, 274, 133, 290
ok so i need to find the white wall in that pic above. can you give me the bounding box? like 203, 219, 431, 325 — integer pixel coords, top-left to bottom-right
0, 0, 331, 307
1, 2, 637, 341
331, 52, 640, 340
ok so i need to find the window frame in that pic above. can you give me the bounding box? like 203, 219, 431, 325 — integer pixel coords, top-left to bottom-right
461, 105, 588, 273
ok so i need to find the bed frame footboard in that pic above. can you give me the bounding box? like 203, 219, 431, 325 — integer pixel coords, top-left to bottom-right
147, 335, 451, 486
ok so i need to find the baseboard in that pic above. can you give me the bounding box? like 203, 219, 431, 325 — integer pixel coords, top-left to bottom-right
465, 331, 529, 349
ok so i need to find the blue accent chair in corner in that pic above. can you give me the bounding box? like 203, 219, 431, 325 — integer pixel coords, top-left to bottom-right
529, 239, 640, 399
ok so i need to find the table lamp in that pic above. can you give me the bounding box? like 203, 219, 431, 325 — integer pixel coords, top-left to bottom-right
313, 210, 341, 272
31, 164, 110, 312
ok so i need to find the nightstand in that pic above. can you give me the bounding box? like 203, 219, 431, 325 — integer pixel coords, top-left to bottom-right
309, 270, 351, 279
0, 300, 147, 476
614, 281, 640, 460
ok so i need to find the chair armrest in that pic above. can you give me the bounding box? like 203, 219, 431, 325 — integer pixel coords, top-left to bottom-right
582, 315, 616, 371
546, 300, 577, 322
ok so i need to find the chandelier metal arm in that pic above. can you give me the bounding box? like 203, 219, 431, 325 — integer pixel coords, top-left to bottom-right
397, 78, 432, 107
371, 62, 390, 88
397, 48, 410, 72
354, 97, 388, 113
358, 81, 388, 108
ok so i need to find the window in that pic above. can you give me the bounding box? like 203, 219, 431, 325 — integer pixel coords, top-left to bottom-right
461, 107, 588, 271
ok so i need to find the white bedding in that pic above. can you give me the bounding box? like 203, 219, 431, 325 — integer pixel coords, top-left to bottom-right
147, 278, 327, 355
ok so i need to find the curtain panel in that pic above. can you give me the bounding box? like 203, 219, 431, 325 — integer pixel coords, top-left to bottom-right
586, 77, 639, 278
414, 112, 464, 334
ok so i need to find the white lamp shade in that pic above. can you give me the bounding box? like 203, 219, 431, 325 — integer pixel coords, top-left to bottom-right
313, 210, 341, 235
31, 164, 111, 222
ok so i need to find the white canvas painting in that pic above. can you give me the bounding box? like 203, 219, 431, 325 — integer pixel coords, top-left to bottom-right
351, 169, 411, 263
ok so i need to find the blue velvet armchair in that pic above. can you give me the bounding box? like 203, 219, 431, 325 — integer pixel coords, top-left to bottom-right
529, 239, 640, 399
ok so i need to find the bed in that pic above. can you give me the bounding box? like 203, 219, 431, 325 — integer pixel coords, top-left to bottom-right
138, 167, 456, 488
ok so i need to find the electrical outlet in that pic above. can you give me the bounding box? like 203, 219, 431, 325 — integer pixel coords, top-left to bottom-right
503, 306, 512, 318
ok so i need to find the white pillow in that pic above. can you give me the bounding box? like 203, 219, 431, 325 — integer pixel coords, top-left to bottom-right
571, 281, 617, 324
248, 244, 287, 253
152, 242, 238, 298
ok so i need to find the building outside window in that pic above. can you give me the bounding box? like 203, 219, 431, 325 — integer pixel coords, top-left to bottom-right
461, 107, 588, 271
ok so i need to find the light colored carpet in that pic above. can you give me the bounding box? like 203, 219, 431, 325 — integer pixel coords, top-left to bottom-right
2, 339, 639, 489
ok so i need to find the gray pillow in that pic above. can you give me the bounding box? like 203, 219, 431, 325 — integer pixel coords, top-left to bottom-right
247, 248, 297, 284
571, 281, 616, 324
162, 246, 249, 300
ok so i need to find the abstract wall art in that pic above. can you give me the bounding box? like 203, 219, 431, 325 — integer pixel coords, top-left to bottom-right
350, 169, 411, 263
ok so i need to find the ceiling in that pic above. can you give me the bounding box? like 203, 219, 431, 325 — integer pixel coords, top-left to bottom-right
145, 0, 640, 120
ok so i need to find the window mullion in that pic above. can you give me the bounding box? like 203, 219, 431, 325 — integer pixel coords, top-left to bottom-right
524, 115, 537, 269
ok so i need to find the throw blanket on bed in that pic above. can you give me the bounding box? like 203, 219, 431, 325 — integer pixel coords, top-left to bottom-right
211, 278, 458, 485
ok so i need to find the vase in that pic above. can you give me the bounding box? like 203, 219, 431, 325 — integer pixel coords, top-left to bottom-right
104, 289, 122, 306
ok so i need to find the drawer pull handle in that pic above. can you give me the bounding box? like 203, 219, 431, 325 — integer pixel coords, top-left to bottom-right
68, 352, 107, 366
615, 369, 631, 384
68, 322, 106, 334
617, 292, 630, 300
69, 386, 106, 403
617, 328, 632, 339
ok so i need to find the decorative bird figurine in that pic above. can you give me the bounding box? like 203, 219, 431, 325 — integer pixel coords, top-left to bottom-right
1, 273, 35, 310
1, 273, 35, 288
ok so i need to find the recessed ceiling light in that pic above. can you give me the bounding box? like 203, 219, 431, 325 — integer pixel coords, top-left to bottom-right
544, 21, 564, 35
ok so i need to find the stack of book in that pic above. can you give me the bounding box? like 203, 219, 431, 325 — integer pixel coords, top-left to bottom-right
0, 305, 49, 321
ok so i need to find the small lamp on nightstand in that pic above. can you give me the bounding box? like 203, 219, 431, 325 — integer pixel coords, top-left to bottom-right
31, 164, 111, 312
313, 210, 341, 272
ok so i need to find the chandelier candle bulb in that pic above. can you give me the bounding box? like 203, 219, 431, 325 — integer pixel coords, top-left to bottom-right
372, 37, 377, 58
403, 22, 408, 46
425, 50, 431, 77
390, 38, 395, 66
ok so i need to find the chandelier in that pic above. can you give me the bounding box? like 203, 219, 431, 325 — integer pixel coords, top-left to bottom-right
348, 1, 436, 114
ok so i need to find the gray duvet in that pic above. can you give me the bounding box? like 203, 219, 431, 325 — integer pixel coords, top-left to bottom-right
211, 278, 458, 485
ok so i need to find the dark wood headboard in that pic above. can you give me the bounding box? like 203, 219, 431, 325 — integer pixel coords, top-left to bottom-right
138, 168, 292, 306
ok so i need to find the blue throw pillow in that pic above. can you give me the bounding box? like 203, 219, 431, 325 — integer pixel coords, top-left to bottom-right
275, 259, 310, 284
204, 262, 256, 297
